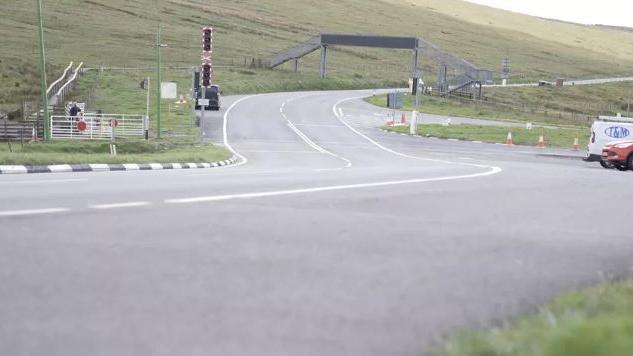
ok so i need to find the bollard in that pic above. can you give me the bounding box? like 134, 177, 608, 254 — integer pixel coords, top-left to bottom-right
410, 111, 418, 135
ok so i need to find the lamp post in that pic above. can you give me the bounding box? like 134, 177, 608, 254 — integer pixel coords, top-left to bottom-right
36, 0, 50, 141
156, 25, 162, 139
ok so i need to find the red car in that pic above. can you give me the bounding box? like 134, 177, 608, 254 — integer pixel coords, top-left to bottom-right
602, 140, 633, 171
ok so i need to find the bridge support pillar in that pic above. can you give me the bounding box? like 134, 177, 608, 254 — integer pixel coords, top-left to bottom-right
319, 45, 328, 79
410, 48, 419, 94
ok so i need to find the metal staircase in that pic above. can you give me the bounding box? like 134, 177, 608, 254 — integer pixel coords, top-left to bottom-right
267, 36, 322, 69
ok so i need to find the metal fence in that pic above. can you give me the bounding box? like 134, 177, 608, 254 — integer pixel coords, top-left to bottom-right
0, 119, 42, 141
50, 114, 147, 140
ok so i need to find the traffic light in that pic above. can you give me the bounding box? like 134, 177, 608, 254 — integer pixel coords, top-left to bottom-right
201, 27, 214, 87
202, 28, 213, 53
201, 63, 212, 87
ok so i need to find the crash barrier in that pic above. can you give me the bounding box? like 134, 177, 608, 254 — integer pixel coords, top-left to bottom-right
50, 114, 147, 140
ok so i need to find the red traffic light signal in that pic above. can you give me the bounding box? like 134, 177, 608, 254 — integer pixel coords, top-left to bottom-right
201, 63, 212, 87
202, 28, 213, 52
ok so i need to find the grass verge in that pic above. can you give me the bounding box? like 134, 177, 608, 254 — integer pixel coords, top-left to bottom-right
366, 94, 593, 128
384, 124, 589, 149
436, 277, 633, 356
0, 139, 232, 165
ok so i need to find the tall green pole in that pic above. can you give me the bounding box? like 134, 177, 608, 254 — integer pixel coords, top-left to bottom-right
36, 0, 50, 141
156, 25, 162, 139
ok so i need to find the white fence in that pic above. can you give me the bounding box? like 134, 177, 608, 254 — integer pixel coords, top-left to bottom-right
50, 114, 147, 140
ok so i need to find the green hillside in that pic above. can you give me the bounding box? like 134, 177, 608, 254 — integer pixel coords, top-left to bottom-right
1, 0, 633, 114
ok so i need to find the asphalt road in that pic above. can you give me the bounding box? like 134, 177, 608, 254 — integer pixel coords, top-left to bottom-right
1, 90, 632, 356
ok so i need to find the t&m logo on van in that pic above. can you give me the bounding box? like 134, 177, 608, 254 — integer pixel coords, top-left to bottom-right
605, 126, 631, 139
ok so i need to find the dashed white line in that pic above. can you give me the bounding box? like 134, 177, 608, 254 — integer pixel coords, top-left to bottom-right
281, 96, 353, 168
89, 202, 151, 210
0, 208, 69, 217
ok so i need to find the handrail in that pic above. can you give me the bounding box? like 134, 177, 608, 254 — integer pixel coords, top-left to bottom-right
55, 62, 84, 97
46, 62, 73, 97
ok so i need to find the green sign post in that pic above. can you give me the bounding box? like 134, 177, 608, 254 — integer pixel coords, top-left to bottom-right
36, 0, 50, 141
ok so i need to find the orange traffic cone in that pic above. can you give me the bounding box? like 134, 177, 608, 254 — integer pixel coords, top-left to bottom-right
505, 131, 514, 145
400, 112, 406, 124
572, 137, 579, 150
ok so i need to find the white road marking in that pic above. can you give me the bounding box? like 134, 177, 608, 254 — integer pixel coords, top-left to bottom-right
89, 202, 151, 210
281, 96, 353, 168
332, 96, 503, 173
241, 150, 321, 154
313, 168, 343, 172
0, 208, 69, 217
0, 178, 87, 185
223, 96, 254, 167
293, 123, 346, 128
165, 169, 501, 204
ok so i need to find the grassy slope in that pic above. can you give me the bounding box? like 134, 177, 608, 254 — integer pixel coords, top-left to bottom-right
437, 278, 633, 356
384, 124, 587, 149
486, 83, 633, 118
368, 82, 633, 127
2, 0, 633, 113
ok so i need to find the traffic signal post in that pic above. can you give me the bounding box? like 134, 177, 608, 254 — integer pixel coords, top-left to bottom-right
199, 27, 213, 127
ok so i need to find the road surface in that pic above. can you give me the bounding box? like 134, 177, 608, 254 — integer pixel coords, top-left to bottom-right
1, 90, 632, 356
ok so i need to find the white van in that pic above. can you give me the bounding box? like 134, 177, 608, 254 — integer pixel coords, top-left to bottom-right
586, 116, 633, 162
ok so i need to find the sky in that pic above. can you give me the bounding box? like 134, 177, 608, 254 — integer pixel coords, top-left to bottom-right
465, 0, 632, 27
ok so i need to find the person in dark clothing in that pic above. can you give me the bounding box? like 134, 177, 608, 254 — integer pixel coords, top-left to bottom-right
67, 102, 82, 133
69, 103, 80, 117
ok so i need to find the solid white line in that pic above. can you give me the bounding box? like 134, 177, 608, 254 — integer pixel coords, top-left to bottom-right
165, 169, 501, 204
223, 96, 254, 167
89, 202, 151, 210
313, 168, 343, 172
0, 208, 69, 217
